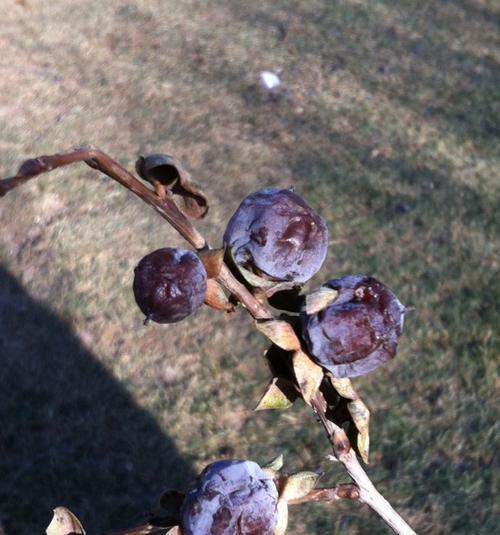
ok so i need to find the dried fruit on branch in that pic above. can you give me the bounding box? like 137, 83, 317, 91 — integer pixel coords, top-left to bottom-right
133, 248, 207, 324
223, 188, 328, 284
301, 276, 405, 378
180, 460, 279, 535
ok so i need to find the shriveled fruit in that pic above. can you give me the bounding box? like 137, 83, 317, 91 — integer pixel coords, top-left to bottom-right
224, 188, 328, 284
180, 459, 279, 535
301, 275, 405, 378
133, 248, 207, 324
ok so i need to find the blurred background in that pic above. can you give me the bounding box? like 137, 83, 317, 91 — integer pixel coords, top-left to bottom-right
0, 1, 498, 533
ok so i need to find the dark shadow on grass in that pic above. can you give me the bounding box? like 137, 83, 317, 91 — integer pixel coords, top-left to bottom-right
0, 265, 194, 534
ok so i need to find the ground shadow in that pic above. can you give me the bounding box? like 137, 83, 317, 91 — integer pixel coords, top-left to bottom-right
0, 265, 194, 534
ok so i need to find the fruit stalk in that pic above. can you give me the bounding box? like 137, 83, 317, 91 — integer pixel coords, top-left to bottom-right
0, 148, 416, 534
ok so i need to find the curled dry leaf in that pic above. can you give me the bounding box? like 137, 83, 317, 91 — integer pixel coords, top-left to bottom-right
46, 507, 85, 535
204, 279, 234, 312
292, 350, 324, 406
226, 249, 300, 298
280, 472, 322, 502
304, 287, 338, 315
136, 154, 208, 219
255, 377, 298, 411
329, 375, 370, 463
328, 375, 358, 400
348, 398, 370, 464
255, 319, 301, 352
198, 248, 225, 279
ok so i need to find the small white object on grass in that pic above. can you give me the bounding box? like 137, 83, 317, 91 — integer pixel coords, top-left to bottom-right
260, 70, 281, 90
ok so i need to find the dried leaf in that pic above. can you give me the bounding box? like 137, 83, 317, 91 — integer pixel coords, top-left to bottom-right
46, 507, 85, 535
263, 453, 284, 472
255, 320, 301, 351
198, 248, 224, 279
136, 154, 208, 219
204, 279, 234, 311
226, 248, 290, 291
273, 498, 289, 535
280, 472, 322, 502
292, 350, 324, 406
165, 527, 182, 535
328, 375, 358, 400
255, 378, 297, 411
235, 261, 277, 289
305, 287, 338, 314
326, 376, 371, 463
348, 398, 370, 464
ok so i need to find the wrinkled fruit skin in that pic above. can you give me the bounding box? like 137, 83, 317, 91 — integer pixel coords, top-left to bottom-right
224, 188, 328, 284
133, 248, 207, 324
180, 460, 279, 535
301, 275, 405, 378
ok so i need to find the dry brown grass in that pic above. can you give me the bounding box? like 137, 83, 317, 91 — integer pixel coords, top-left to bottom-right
0, 0, 499, 533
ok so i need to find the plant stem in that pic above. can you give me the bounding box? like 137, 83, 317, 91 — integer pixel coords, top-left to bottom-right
287, 484, 360, 505
0, 148, 416, 534
0, 147, 206, 250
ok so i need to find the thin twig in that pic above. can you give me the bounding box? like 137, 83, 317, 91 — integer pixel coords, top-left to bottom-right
287, 484, 360, 505
0, 148, 416, 534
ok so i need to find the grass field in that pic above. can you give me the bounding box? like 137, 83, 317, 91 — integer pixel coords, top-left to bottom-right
0, 1, 499, 533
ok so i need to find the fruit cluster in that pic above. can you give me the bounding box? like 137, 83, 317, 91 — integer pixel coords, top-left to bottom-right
129, 185, 407, 530
133, 187, 405, 378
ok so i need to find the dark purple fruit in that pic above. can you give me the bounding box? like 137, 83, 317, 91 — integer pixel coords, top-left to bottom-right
223, 188, 328, 284
301, 275, 405, 378
180, 459, 278, 535
133, 248, 207, 324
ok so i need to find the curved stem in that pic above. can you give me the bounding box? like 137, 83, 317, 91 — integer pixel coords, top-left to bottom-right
0, 147, 206, 250
0, 148, 416, 534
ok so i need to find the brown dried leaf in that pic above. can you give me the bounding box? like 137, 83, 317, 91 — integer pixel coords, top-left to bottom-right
46, 507, 85, 535
348, 398, 370, 464
255, 378, 297, 411
292, 350, 324, 406
325, 375, 370, 462
304, 287, 338, 314
136, 154, 208, 219
204, 279, 234, 312
256, 320, 301, 351
280, 472, 322, 502
198, 248, 225, 279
